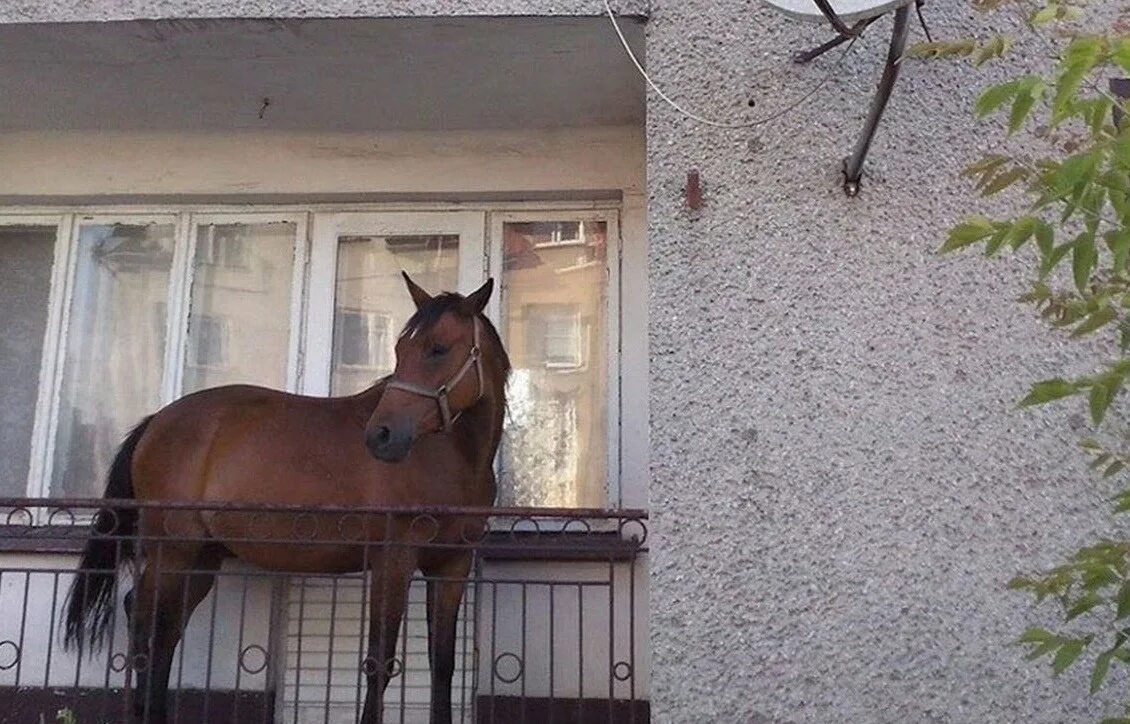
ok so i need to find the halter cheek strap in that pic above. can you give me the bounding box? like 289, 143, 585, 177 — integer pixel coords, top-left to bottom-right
385, 317, 484, 433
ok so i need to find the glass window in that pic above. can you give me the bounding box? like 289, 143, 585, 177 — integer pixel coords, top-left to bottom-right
0, 225, 56, 496
52, 221, 174, 498
500, 220, 608, 508
183, 222, 297, 393
331, 234, 459, 396
335, 310, 392, 370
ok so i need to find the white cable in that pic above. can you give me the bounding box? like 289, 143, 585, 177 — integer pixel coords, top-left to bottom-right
603, 0, 859, 130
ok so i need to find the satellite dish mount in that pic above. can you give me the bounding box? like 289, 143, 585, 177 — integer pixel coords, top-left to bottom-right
765, 0, 924, 196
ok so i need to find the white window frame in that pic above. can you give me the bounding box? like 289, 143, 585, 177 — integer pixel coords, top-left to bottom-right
1, 214, 69, 504
183, 212, 309, 396
7, 210, 308, 506
488, 209, 621, 510
3, 201, 633, 512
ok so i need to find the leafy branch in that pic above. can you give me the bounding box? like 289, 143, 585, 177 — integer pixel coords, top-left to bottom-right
919, 0, 1130, 715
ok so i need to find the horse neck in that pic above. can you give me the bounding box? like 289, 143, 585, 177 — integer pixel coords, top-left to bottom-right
459, 366, 506, 475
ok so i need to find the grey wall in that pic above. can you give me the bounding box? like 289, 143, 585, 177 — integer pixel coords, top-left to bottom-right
0, 227, 53, 495
646, 2, 1122, 722
1, 0, 1125, 720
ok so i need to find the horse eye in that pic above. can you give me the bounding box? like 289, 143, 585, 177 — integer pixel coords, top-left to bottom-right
429, 344, 449, 358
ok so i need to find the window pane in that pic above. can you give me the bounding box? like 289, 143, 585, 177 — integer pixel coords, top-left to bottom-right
183, 222, 297, 393
500, 220, 608, 508
331, 234, 459, 396
52, 222, 174, 498
0, 225, 55, 496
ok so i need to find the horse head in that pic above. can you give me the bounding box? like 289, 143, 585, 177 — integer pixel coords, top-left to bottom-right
365, 272, 505, 463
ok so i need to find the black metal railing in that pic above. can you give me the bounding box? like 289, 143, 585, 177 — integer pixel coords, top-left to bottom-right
0, 498, 648, 724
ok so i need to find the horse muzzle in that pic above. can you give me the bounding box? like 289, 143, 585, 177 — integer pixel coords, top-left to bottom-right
365, 420, 415, 463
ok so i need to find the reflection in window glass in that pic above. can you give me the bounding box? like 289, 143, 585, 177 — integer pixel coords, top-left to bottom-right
183, 223, 297, 393
0, 226, 55, 496
500, 220, 608, 508
331, 234, 459, 396
52, 222, 174, 498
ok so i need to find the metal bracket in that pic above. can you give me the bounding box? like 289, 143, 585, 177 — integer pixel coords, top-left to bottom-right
793, 1, 916, 196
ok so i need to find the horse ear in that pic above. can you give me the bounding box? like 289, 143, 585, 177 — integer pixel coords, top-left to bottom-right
460, 277, 493, 317
402, 271, 432, 309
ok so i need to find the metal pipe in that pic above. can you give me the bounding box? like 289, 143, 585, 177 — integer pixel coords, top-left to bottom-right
843, 3, 912, 196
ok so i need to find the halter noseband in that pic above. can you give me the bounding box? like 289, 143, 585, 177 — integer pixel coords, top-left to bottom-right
384, 317, 484, 432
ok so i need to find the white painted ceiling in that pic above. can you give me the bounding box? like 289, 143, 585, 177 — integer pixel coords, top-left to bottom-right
0, 16, 645, 131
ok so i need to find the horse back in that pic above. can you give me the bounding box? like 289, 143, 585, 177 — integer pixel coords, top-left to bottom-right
128, 383, 489, 571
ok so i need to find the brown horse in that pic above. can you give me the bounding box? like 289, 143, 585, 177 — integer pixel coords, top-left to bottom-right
62, 273, 509, 724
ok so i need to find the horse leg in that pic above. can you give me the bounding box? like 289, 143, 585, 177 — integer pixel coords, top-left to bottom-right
360, 550, 414, 724
423, 553, 473, 724
128, 544, 222, 724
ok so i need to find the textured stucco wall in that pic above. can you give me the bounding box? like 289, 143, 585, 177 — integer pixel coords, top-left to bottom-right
0, 0, 646, 23
646, 1, 1122, 722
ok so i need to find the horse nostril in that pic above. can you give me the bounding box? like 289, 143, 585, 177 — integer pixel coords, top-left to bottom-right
366, 423, 412, 463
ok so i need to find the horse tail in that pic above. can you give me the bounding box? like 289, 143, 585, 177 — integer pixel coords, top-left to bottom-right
63, 414, 153, 652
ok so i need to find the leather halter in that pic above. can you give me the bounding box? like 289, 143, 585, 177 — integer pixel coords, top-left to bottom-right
385, 317, 484, 432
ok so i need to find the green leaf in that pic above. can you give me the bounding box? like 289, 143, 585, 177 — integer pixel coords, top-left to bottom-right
974, 34, 1010, 66
1091, 380, 1117, 425
1107, 171, 1130, 218
1073, 307, 1116, 337
941, 217, 995, 253
1020, 378, 1078, 406
1092, 648, 1115, 694
963, 154, 1008, 182
1082, 98, 1113, 135
1116, 581, 1130, 619
1030, 5, 1057, 25
1109, 229, 1130, 275
1053, 151, 1100, 197
1035, 221, 1054, 257
1074, 234, 1097, 292
1007, 216, 1038, 250
1053, 638, 1088, 675
1115, 138, 1130, 173
984, 226, 1011, 257
1114, 38, 1130, 74
1008, 79, 1044, 133
1019, 627, 1057, 644
1113, 490, 1130, 514
1041, 243, 1073, 279
1029, 639, 1064, 661
1106, 460, 1126, 478
1091, 452, 1113, 470
983, 167, 1028, 196
976, 80, 1021, 118
1067, 592, 1104, 620
1054, 37, 1103, 122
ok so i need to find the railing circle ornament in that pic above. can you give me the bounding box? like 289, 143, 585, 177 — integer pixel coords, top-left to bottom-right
617, 518, 648, 546
238, 644, 269, 674
0, 641, 19, 670
492, 652, 524, 683
110, 652, 128, 672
